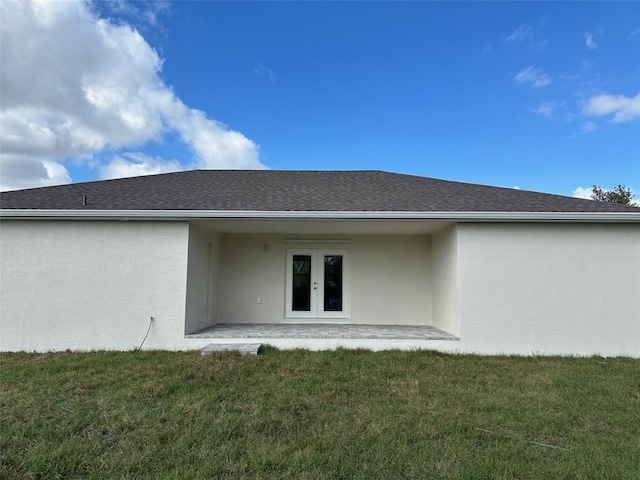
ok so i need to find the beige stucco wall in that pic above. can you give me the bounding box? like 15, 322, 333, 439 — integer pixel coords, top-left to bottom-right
197, 222, 640, 357
216, 234, 284, 325
350, 235, 431, 325
184, 225, 221, 334
430, 225, 459, 336
0, 221, 191, 351
3, 219, 637, 356
454, 223, 640, 356
217, 234, 432, 325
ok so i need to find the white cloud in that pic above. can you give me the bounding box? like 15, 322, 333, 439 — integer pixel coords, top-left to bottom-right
585, 32, 597, 50
0, 154, 72, 191
532, 101, 561, 118
504, 25, 533, 43
581, 121, 596, 134
100, 0, 171, 28
582, 91, 640, 123
572, 187, 593, 200
100, 152, 183, 180
161, 101, 263, 169
254, 63, 275, 83
0, 0, 264, 191
502, 22, 548, 50
514, 66, 551, 88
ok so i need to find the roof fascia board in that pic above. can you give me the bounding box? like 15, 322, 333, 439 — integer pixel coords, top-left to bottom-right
1, 209, 639, 222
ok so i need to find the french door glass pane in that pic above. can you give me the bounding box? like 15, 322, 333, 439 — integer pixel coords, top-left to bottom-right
324, 255, 342, 311
292, 255, 311, 311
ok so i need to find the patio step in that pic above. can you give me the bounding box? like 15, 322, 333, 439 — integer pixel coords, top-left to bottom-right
201, 343, 263, 356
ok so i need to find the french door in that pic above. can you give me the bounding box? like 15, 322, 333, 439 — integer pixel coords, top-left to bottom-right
285, 249, 349, 319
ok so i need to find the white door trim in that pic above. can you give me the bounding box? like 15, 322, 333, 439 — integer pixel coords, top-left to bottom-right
285, 248, 350, 320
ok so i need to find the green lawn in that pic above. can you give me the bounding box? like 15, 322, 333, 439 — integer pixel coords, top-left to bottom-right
1, 348, 639, 479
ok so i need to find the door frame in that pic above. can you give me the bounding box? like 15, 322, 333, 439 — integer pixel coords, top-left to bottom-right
285, 248, 350, 320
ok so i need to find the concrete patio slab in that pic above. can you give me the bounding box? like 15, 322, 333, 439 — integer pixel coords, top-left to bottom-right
187, 324, 458, 341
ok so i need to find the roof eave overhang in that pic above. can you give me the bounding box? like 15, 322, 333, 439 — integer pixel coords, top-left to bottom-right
1, 209, 639, 222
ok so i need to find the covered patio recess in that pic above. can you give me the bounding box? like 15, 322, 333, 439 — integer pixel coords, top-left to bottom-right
183, 216, 461, 344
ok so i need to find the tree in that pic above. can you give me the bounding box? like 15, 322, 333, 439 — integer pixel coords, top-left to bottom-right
591, 184, 635, 205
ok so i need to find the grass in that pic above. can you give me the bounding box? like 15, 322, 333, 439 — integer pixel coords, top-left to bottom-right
1, 348, 639, 479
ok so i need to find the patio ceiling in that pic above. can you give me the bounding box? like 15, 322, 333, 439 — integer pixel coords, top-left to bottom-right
192, 218, 453, 235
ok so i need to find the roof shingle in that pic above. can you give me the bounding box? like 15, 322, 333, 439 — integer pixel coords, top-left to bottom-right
1, 170, 638, 213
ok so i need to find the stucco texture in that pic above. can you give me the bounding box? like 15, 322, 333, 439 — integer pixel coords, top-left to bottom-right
454, 223, 640, 356
216, 234, 433, 326
0, 221, 190, 351
2, 220, 638, 356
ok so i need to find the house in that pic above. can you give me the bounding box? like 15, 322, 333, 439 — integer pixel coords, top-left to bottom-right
1, 170, 639, 356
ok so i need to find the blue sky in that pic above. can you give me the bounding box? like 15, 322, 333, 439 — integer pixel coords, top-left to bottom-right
1, 1, 639, 199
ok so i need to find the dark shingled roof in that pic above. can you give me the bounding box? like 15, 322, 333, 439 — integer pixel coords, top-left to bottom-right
0, 170, 638, 213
